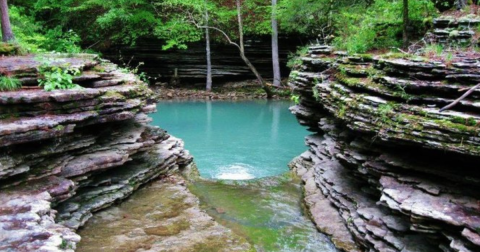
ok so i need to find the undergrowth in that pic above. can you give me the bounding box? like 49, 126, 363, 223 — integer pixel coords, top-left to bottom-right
0, 76, 22, 91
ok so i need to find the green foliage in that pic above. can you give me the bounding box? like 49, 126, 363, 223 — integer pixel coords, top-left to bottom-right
312, 86, 320, 101
0, 43, 22, 56
451, 116, 478, 126
425, 43, 444, 57
126, 62, 150, 84
333, 0, 437, 53
3, 5, 43, 52
287, 46, 309, 69
0, 5, 82, 53
4, 0, 439, 56
0, 76, 22, 91
378, 103, 394, 123
42, 27, 81, 53
37, 58, 82, 91
431, 0, 455, 11
277, 0, 366, 37
290, 94, 300, 104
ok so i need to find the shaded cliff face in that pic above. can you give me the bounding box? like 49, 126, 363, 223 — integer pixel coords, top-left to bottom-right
103, 37, 300, 84
289, 46, 480, 252
0, 55, 192, 251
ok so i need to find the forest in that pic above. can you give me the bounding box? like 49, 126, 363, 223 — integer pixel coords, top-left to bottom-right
0, 0, 445, 93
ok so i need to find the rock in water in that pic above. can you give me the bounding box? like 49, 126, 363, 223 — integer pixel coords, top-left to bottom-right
76, 175, 251, 252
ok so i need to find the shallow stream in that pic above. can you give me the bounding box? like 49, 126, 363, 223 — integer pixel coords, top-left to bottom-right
78, 100, 337, 251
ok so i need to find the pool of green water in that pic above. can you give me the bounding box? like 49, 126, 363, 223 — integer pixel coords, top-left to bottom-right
152, 100, 309, 179
189, 175, 337, 252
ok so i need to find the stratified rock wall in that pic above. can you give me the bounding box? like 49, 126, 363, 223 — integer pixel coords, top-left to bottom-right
103, 37, 298, 83
0, 55, 192, 251
290, 46, 480, 252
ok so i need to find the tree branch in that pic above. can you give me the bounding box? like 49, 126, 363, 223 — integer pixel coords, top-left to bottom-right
439, 83, 480, 112
196, 25, 241, 50
186, 10, 241, 50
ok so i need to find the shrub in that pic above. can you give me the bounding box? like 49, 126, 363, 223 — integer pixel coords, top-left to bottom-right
1, 6, 83, 54
287, 46, 309, 69
333, 0, 437, 53
0, 76, 22, 91
37, 59, 82, 91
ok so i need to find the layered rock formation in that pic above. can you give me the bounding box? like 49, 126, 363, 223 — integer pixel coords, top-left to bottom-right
103, 37, 298, 83
432, 16, 480, 46
0, 55, 192, 251
289, 45, 480, 252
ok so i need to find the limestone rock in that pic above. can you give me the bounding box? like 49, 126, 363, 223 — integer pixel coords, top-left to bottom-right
0, 54, 193, 251
289, 46, 480, 252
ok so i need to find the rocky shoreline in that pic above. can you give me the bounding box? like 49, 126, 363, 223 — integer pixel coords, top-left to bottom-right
0, 54, 244, 251
289, 45, 480, 252
154, 80, 290, 100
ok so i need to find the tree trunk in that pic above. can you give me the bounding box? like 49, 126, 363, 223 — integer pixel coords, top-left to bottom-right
456, 0, 467, 9
0, 0, 14, 42
205, 1, 212, 91
271, 0, 281, 87
236, 0, 273, 99
402, 0, 409, 49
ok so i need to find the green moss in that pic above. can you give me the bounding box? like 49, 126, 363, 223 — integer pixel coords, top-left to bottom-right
449, 30, 460, 37
337, 104, 347, 119
102, 90, 126, 100
353, 53, 374, 61
0, 43, 21, 56
382, 52, 409, 59
450, 116, 478, 127
468, 117, 477, 126
54, 125, 65, 131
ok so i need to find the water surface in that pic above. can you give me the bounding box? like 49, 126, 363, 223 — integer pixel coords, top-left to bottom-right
152, 100, 309, 179
151, 100, 337, 251
189, 175, 337, 252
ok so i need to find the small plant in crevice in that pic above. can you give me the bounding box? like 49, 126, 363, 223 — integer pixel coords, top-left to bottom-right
120, 61, 150, 84
37, 58, 82, 91
287, 46, 309, 69
444, 51, 454, 67
0, 76, 22, 91
337, 104, 347, 119
312, 86, 320, 101
377, 103, 394, 123
394, 84, 414, 102
290, 94, 300, 104
424, 43, 444, 58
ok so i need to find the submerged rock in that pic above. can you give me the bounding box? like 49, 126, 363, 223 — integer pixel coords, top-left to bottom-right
76, 175, 252, 252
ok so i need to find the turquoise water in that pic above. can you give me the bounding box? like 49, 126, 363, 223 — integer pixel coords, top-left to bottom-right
151, 100, 309, 179
148, 100, 337, 251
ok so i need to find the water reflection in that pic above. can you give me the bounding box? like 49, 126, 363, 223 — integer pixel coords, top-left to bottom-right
152, 100, 308, 179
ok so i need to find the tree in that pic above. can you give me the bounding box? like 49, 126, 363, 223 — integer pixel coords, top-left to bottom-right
271, 0, 281, 87
0, 0, 14, 42
403, 0, 409, 48
235, 0, 272, 98
175, 0, 273, 97
205, 0, 212, 91
456, 0, 467, 9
